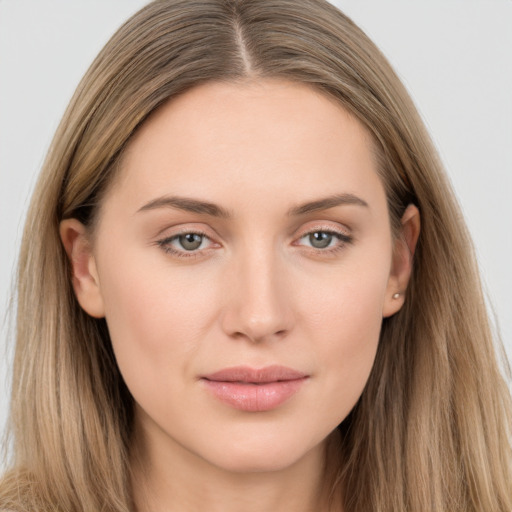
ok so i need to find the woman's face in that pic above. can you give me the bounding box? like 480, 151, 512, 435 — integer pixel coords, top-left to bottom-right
64, 80, 414, 474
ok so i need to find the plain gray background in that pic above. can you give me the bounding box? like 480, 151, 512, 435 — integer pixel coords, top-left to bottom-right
1, 0, 511, 469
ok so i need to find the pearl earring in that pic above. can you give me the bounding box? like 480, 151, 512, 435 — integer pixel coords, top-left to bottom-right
392, 292, 401, 299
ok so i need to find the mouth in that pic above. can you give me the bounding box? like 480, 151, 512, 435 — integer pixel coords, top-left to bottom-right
200, 365, 309, 412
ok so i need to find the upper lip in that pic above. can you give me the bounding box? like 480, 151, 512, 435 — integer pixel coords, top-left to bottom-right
202, 365, 308, 383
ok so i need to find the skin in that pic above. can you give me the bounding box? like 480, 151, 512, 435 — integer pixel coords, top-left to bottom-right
61, 79, 420, 512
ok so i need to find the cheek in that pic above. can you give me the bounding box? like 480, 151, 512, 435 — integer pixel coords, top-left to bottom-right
95, 251, 221, 396
298, 256, 390, 417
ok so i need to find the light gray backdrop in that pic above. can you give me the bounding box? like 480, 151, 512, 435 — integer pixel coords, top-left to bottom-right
1, 0, 511, 469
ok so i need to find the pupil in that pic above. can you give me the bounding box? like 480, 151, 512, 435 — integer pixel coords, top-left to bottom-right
309, 232, 332, 249
179, 233, 203, 250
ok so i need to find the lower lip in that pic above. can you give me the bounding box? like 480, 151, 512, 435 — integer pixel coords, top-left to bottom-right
201, 378, 307, 412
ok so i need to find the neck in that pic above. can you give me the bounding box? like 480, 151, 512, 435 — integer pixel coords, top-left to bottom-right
130, 419, 342, 512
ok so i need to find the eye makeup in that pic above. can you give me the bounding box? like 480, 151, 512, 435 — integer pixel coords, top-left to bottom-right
154, 223, 353, 261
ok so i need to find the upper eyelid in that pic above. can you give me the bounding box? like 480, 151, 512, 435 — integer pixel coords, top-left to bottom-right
298, 230, 350, 240
294, 229, 352, 247
155, 224, 218, 241
299, 225, 348, 234
154, 221, 353, 247
159, 230, 216, 247
294, 222, 351, 237
157, 225, 349, 240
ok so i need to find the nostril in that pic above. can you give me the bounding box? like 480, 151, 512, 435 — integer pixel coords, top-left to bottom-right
230, 328, 288, 344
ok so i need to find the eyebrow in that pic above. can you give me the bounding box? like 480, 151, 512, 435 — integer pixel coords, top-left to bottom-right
287, 193, 369, 216
137, 195, 232, 217
137, 192, 368, 218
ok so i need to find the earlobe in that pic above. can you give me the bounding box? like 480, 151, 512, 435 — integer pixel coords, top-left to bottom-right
59, 219, 105, 318
383, 204, 421, 318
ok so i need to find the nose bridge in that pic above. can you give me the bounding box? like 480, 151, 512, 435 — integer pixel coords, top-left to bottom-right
221, 239, 292, 343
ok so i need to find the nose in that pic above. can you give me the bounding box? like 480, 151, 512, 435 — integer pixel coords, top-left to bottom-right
220, 245, 294, 344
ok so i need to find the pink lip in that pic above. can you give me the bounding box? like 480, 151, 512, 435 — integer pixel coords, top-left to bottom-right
201, 365, 308, 412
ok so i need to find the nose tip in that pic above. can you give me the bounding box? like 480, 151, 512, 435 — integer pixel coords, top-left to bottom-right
220, 254, 294, 344
231, 316, 289, 344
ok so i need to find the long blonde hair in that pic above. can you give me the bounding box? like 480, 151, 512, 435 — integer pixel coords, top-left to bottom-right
1, 1, 511, 510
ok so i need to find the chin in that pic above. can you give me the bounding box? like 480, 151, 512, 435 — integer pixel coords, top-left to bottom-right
196, 430, 326, 475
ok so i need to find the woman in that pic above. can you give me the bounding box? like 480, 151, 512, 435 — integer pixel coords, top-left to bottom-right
1, 0, 511, 510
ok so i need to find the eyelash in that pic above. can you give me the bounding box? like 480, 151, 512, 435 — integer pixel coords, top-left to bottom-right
295, 228, 353, 255
156, 229, 213, 259
156, 227, 353, 259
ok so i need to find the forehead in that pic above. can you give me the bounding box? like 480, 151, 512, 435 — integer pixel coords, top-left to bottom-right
105, 79, 386, 216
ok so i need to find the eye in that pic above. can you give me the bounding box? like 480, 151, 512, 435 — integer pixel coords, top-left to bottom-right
157, 230, 215, 257
296, 229, 352, 251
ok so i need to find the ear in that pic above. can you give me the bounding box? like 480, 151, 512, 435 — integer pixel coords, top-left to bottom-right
382, 204, 421, 318
59, 219, 105, 318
